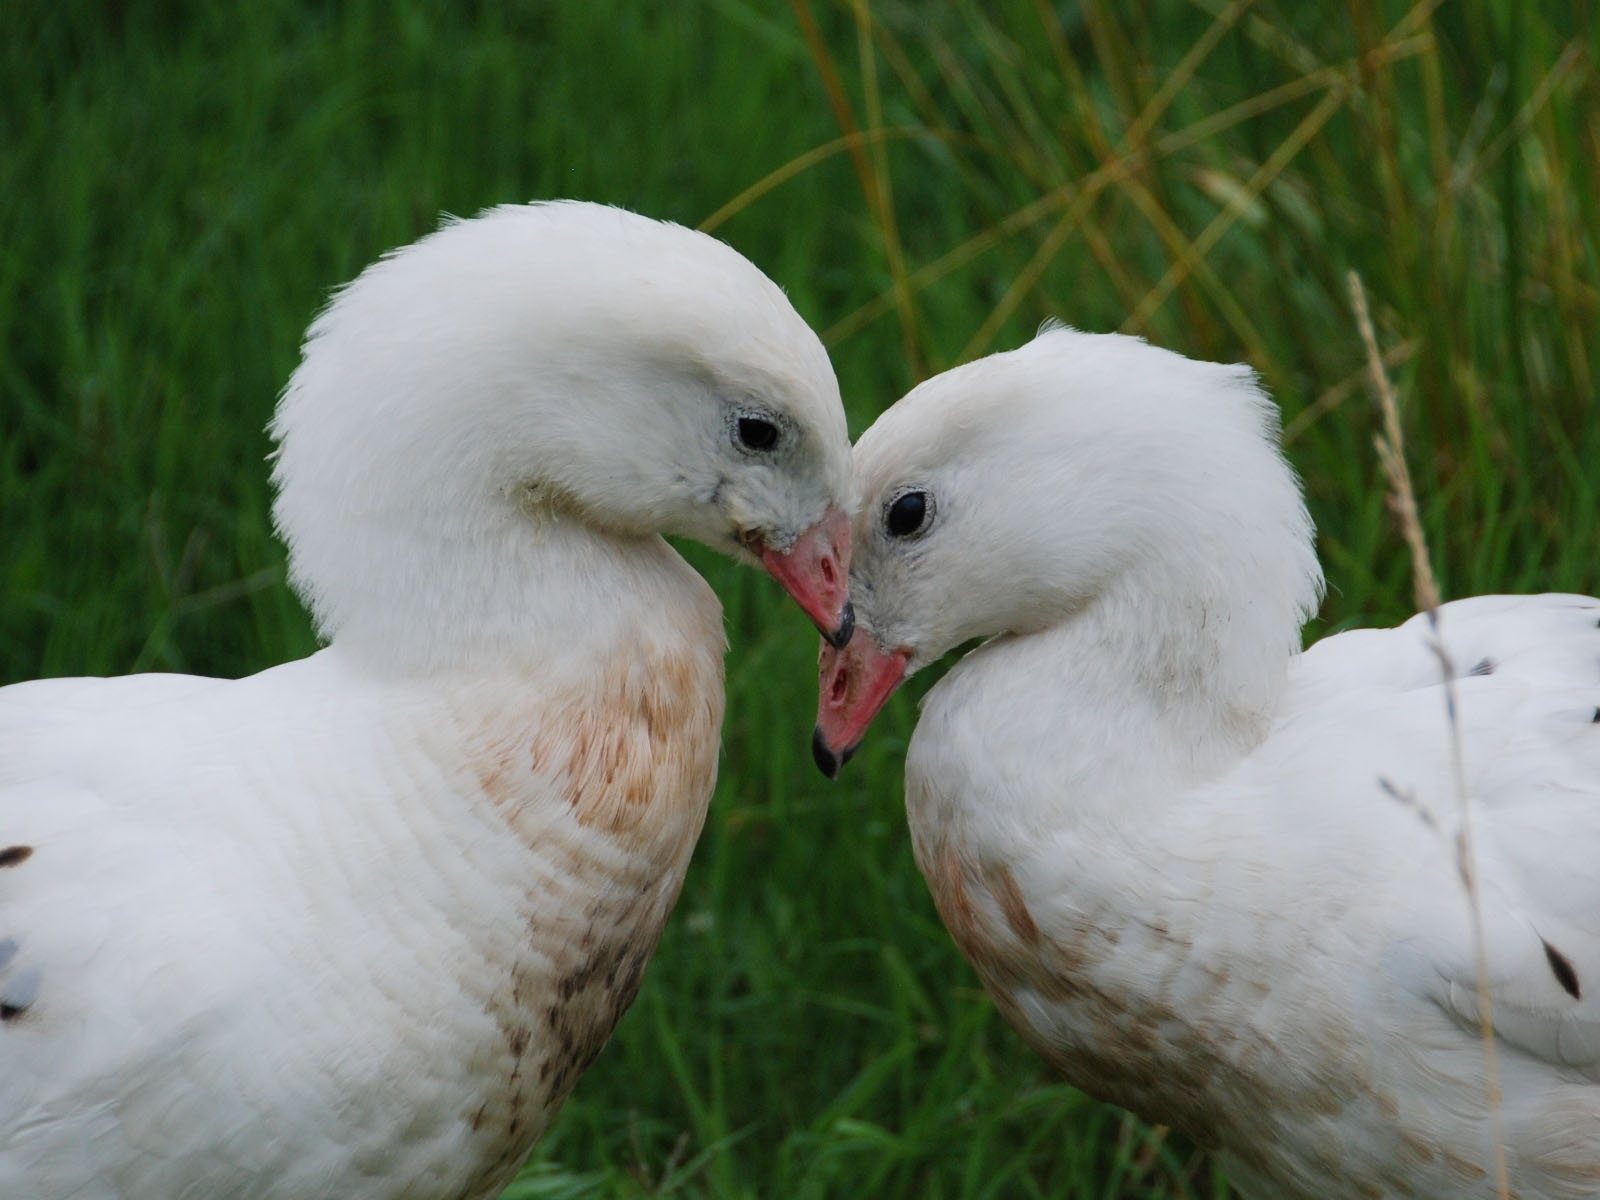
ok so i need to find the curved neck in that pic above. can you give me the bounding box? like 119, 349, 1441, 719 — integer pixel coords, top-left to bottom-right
324, 511, 718, 680
924, 550, 1310, 835
267, 243, 730, 676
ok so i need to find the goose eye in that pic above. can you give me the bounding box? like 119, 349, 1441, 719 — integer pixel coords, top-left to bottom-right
885, 490, 930, 538
735, 415, 780, 452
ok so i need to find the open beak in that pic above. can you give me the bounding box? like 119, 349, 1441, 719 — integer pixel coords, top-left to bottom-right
812, 635, 910, 778
756, 506, 855, 649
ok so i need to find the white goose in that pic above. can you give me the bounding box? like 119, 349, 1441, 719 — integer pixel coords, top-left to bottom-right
814, 326, 1600, 1199
0, 201, 854, 1199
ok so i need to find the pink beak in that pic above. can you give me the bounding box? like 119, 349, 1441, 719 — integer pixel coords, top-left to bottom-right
757, 506, 854, 649
813, 635, 910, 778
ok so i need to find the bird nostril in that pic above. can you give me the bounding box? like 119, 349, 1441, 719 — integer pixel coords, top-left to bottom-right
821, 557, 836, 586
829, 666, 848, 705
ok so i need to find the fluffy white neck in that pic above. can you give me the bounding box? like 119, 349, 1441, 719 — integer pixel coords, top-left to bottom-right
267, 203, 847, 677
921, 493, 1321, 834
323, 507, 711, 678
267, 240, 695, 675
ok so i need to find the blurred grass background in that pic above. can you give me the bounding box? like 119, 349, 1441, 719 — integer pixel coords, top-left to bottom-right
3, 1, 1596, 1196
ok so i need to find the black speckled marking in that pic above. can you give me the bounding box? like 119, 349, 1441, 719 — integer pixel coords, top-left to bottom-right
1467, 657, 1494, 677
1543, 938, 1582, 1000
0, 965, 41, 1021
0, 845, 32, 868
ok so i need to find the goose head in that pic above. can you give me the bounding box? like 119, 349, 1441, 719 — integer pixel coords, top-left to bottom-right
812, 325, 1322, 776
269, 201, 856, 669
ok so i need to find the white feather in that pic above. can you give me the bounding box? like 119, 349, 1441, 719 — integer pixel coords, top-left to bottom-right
0, 201, 849, 1199
843, 327, 1600, 1199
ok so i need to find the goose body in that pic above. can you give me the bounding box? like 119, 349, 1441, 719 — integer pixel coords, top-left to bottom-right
1, 571, 720, 1198
1, 201, 853, 1198
815, 327, 1600, 1198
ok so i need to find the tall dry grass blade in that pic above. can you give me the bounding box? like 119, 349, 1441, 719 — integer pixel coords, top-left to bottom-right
1029, 0, 1077, 91
1112, 3, 1444, 338
1186, 0, 1323, 75
957, 0, 1268, 364
1123, 14, 1437, 339
1349, 271, 1510, 1200
847, 0, 924, 379
958, 201, 1087, 362
698, 126, 929, 234
1168, 33, 1430, 147
1124, 85, 1346, 333
864, 15, 939, 127
1386, 0, 1451, 40
821, 33, 1431, 345
1459, 39, 1586, 188
1093, 0, 1273, 363
1353, 279, 1439, 613
1282, 337, 1417, 445
787, 0, 875, 192
1125, 0, 1257, 149
788, 0, 923, 379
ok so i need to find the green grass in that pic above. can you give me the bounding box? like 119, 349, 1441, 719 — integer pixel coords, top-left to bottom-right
3, 1, 1596, 1196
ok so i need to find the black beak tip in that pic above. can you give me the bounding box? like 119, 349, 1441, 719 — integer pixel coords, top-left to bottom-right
822, 600, 855, 651
812, 725, 855, 779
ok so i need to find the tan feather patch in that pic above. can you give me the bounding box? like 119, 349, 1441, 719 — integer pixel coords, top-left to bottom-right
443, 624, 725, 1188
462, 640, 723, 856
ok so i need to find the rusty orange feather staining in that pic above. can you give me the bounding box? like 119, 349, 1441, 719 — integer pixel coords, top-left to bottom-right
920, 836, 980, 963
444, 631, 725, 1175
988, 862, 1040, 946
557, 648, 722, 839
917, 834, 1042, 980
459, 638, 723, 858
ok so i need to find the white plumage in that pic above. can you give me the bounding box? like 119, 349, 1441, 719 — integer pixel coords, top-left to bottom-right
0, 201, 853, 1199
815, 326, 1600, 1199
